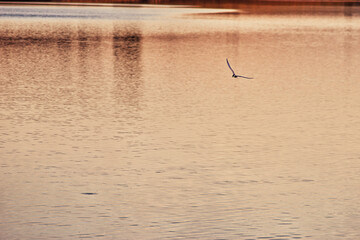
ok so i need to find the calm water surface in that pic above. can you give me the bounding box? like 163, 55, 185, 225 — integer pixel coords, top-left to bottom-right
1, 4, 360, 240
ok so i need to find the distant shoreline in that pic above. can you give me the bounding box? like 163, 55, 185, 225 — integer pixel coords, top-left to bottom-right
1, 0, 360, 6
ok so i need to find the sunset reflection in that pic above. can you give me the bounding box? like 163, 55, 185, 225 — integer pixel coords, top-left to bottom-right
1, 2, 360, 240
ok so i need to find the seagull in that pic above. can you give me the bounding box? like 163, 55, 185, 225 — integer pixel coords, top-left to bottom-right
226, 58, 253, 79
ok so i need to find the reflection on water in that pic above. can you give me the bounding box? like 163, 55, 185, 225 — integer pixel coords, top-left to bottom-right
112, 23, 143, 108
1, 4, 360, 240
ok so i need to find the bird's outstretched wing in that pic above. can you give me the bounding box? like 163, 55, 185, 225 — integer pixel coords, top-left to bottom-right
235, 75, 253, 79
226, 58, 236, 75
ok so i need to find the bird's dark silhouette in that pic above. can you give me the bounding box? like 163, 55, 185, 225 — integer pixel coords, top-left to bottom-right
226, 58, 253, 79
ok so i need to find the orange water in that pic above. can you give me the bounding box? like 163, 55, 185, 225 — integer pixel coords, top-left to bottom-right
1, 4, 360, 239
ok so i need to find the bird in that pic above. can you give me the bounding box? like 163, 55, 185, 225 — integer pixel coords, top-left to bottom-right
226, 58, 253, 79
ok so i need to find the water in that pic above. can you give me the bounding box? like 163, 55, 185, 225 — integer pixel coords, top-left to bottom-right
1, 3, 360, 240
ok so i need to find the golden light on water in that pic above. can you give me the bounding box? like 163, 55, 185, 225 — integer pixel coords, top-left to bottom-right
1, 2, 360, 239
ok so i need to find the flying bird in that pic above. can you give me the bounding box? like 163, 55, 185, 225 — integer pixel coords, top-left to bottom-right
226, 58, 253, 79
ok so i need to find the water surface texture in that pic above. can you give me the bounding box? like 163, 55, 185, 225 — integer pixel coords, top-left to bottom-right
1, 4, 360, 240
